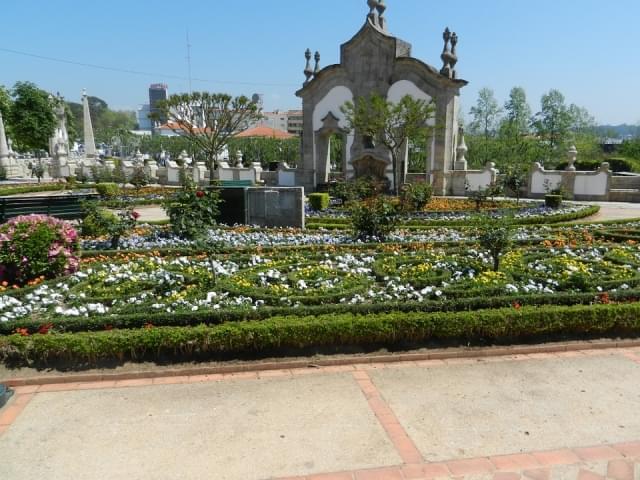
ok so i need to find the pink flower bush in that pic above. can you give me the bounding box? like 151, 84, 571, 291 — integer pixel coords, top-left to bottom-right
0, 215, 80, 285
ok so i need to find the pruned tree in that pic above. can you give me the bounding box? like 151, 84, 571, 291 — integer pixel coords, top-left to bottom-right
151, 92, 262, 184
341, 93, 435, 195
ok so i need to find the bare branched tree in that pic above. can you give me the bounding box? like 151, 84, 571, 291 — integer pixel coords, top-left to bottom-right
151, 92, 262, 184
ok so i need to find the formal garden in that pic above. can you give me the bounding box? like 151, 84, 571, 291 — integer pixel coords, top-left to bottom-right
1, 175, 640, 369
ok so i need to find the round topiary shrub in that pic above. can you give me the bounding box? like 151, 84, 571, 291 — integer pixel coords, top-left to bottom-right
0, 215, 79, 285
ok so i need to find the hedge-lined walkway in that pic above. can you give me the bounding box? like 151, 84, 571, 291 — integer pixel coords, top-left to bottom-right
1, 344, 639, 480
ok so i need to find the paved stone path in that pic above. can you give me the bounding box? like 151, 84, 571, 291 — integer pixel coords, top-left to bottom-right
1, 346, 639, 480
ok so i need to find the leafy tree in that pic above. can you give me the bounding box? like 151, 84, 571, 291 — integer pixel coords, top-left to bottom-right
532, 90, 573, 163
503, 87, 532, 135
67, 96, 136, 145
568, 104, 596, 134
9, 81, 56, 151
226, 136, 301, 168
468, 88, 502, 138
151, 92, 262, 185
341, 93, 435, 194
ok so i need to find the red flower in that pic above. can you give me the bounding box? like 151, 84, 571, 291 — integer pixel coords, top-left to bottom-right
16, 328, 30, 336
38, 323, 54, 335
131, 211, 141, 220
196, 191, 205, 198
513, 302, 522, 310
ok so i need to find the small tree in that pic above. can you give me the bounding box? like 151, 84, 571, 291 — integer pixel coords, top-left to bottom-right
476, 216, 512, 272
129, 165, 149, 193
151, 92, 262, 185
502, 166, 527, 205
341, 94, 435, 195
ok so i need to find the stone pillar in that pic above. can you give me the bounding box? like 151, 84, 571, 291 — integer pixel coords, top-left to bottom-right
0, 110, 9, 169
82, 89, 97, 158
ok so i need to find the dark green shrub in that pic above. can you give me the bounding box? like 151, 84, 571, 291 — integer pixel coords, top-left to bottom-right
349, 196, 399, 241
400, 182, 432, 211
545, 195, 563, 209
81, 203, 119, 236
607, 158, 634, 172
308, 193, 330, 211
163, 178, 222, 240
0, 166, 7, 181
129, 165, 150, 192
81, 201, 139, 248
95, 183, 120, 198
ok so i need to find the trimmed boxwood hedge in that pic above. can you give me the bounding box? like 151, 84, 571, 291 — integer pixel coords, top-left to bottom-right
1, 303, 640, 364
3, 288, 637, 336
306, 205, 600, 230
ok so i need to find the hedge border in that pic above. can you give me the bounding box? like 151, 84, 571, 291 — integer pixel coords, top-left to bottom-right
2, 303, 640, 365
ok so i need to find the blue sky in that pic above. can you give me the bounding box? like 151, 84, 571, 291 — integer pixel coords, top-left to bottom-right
1, 0, 638, 124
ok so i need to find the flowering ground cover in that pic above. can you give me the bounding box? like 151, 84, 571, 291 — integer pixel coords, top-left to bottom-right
1, 200, 640, 366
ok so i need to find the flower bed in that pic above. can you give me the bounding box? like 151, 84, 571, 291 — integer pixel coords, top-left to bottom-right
2, 213, 640, 366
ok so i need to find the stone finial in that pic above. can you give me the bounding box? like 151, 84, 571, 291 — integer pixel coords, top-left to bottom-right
455, 126, 468, 170
366, 0, 387, 30
304, 49, 313, 85
566, 145, 578, 171
313, 51, 321, 76
440, 28, 452, 77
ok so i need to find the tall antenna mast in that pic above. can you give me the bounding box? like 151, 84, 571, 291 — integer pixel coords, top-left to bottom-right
186, 29, 193, 93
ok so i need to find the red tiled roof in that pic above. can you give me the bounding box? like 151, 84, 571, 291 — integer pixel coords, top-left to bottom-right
235, 126, 295, 139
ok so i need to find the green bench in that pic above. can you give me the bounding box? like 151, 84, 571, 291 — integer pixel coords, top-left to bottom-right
218, 180, 253, 188
0, 194, 100, 223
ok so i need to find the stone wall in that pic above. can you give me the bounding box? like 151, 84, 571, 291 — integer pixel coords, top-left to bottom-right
245, 187, 305, 229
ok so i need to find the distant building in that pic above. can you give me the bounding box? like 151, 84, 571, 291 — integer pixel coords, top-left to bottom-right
286, 110, 303, 136
149, 83, 168, 125
248, 109, 303, 136
137, 104, 153, 131
236, 126, 295, 140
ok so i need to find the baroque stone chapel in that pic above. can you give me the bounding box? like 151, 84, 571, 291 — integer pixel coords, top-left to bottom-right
295, 0, 468, 195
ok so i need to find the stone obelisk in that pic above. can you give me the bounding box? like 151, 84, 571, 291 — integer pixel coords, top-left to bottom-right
82, 89, 96, 158
0, 110, 10, 169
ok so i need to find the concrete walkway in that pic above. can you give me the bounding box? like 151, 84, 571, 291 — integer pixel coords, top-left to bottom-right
1, 345, 639, 480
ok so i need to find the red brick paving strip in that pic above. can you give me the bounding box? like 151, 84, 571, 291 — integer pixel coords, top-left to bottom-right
352, 370, 424, 465
0, 393, 34, 436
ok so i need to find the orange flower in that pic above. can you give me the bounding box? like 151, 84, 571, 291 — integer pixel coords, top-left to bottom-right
15, 328, 30, 336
